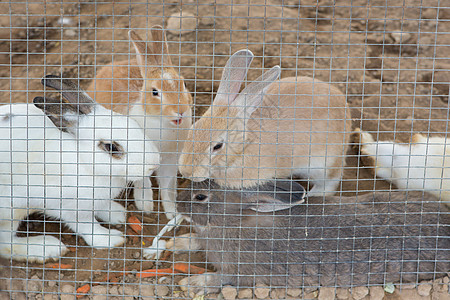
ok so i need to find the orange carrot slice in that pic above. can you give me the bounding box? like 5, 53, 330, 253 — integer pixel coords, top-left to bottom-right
136, 268, 177, 278
44, 263, 73, 269
128, 215, 143, 234
173, 263, 207, 274
76, 284, 90, 298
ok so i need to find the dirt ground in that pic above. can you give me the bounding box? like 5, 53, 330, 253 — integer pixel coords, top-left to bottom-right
0, 0, 449, 299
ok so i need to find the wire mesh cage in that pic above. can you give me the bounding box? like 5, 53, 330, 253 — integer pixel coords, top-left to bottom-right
0, 0, 449, 299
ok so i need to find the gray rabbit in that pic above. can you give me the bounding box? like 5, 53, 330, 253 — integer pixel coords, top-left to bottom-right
175, 180, 449, 295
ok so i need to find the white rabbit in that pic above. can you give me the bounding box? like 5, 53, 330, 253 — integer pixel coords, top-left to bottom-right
88, 26, 192, 218
0, 75, 160, 263
179, 49, 351, 195
356, 128, 450, 208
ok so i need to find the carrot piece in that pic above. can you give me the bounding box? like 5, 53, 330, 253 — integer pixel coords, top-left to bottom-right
44, 263, 73, 269
173, 263, 207, 275
76, 284, 90, 298
136, 268, 177, 278
127, 215, 143, 234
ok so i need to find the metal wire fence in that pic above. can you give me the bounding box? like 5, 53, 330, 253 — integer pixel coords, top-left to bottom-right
0, 0, 449, 299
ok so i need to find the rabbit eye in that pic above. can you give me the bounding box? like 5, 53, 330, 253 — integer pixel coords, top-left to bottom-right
212, 143, 223, 151
152, 88, 160, 97
98, 140, 124, 159
195, 194, 208, 201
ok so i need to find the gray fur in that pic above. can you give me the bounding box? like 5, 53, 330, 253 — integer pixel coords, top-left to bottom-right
177, 180, 450, 290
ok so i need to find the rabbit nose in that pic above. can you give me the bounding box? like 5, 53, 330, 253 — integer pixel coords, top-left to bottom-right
171, 113, 183, 125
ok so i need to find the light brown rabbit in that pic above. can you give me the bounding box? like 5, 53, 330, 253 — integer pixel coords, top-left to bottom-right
179, 50, 351, 195
88, 25, 193, 218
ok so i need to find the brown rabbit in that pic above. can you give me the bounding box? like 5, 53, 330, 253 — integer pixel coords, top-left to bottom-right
174, 180, 449, 295
88, 25, 192, 218
178, 49, 351, 196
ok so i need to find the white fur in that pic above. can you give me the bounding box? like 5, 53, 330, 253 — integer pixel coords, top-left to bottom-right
359, 130, 450, 207
0, 103, 159, 262
131, 103, 192, 218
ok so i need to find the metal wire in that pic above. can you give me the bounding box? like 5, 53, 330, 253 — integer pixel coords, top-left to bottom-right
0, 1, 449, 299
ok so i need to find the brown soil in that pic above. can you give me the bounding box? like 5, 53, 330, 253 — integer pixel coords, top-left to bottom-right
0, 0, 449, 299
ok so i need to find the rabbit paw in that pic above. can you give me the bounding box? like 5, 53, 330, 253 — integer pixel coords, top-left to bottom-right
134, 179, 155, 213
86, 228, 125, 249
10, 235, 68, 263
166, 233, 201, 252
178, 274, 221, 296
96, 201, 126, 225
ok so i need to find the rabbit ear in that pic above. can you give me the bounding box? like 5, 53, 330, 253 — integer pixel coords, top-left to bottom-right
150, 25, 173, 67
33, 96, 79, 132
129, 30, 158, 77
213, 49, 254, 106
232, 65, 281, 120
41, 75, 94, 115
245, 180, 305, 212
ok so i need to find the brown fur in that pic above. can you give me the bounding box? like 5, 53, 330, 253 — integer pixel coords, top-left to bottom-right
87, 26, 192, 121
180, 76, 352, 190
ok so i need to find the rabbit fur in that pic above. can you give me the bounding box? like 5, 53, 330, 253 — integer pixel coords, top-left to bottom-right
175, 180, 449, 295
356, 128, 450, 209
0, 75, 159, 263
88, 25, 192, 218
179, 49, 351, 196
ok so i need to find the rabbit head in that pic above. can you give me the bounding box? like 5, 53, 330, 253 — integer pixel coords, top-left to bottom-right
37, 75, 160, 181
177, 179, 305, 226
179, 50, 281, 181
128, 25, 192, 126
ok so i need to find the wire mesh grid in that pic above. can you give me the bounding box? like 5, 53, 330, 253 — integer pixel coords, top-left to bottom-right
0, 0, 449, 299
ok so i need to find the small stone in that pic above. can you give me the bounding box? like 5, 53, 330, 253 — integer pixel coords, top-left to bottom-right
369, 286, 384, 300
60, 284, 75, 300
43, 294, 58, 300
238, 288, 253, 299
108, 285, 119, 295
91, 285, 107, 295
155, 285, 169, 297
270, 288, 287, 299
318, 287, 336, 300
254, 283, 270, 299
396, 284, 416, 290
287, 288, 302, 297
417, 283, 432, 297
140, 284, 155, 297
122, 285, 139, 296
27, 277, 42, 292
389, 32, 412, 44
222, 286, 237, 300
432, 291, 448, 300
432, 278, 446, 293
133, 252, 140, 259
91, 294, 107, 300
304, 290, 319, 299
351, 286, 369, 300
47, 281, 56, 288
336, 288, 350, 300
65, 29, 77, 37
166, 12, 197, 35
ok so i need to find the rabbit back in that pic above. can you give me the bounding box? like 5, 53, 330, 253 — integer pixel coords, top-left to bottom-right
359, 130, 450, 207
181, 188, 449, 288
